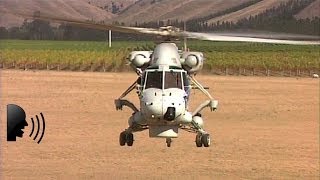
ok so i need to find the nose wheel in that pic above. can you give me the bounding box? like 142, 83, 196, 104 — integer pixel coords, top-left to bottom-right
119, 131, 134, 146
166, 138, 172, 147
195, 133, 210, 147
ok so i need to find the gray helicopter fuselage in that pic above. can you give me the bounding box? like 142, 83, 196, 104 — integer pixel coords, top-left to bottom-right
129, 43, 193, 137
118, 42, 217, 145
140, 68, 192, 125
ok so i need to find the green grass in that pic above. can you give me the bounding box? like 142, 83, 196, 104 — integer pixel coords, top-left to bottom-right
0, 39, 319, 71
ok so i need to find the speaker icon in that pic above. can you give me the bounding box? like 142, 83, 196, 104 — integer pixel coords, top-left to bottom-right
7, 104, 28, 141
7, 104, 46, 143
29, 113, 46, 144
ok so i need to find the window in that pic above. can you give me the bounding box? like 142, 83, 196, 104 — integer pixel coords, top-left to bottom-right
182, 72, 189, 90
144, 70, 184, 90
164, 71, 182, 89
145, 71, 163, 89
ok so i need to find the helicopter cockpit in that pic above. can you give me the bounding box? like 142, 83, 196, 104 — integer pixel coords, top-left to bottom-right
142, 69, 189, 91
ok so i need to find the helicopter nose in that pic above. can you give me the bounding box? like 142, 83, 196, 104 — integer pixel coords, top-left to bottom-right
164, 107, 175, 121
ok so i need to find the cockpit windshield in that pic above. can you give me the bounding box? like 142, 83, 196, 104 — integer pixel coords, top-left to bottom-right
145, 71, 163, 89
144, 70, 184, 90
164, 71, 182, 89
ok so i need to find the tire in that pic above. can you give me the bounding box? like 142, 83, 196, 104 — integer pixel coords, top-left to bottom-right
119, 132, 127, 146
126, 133, 134, 146
166, 138, 171, 147
195, 134, 202, 147
166, 142, 171, 147
201, 134, 210, 147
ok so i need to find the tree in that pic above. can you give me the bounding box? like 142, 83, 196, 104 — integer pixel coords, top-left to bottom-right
0, 27, 9, 39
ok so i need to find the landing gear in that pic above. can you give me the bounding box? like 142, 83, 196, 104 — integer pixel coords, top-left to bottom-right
119, 131, 127, 146
127, 133, 134, 146
119, 131, 134, 146
195, 134, 202, 147
166, 138, 172, 147
195, 133, 210, 147
201, 134, 210, 147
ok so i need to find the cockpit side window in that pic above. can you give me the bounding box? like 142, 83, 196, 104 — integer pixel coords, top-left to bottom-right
182, 72, 189, 89
145, 71, 163, 89
164, 71, 182, 89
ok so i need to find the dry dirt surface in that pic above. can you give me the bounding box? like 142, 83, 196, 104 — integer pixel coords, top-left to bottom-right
0, 70, 319, 179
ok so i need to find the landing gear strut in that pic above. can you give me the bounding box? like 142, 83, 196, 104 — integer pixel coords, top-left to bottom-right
119, 131, 134, 146
195, 133, 210, 147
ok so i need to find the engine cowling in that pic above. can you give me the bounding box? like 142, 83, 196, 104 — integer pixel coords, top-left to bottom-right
129, 51, 152, 69
181, 52, 204, 74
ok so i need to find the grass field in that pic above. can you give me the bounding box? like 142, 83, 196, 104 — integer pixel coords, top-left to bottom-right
0, 39, 319, 71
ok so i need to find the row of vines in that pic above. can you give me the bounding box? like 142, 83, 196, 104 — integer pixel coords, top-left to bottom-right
0, 40, 319, 75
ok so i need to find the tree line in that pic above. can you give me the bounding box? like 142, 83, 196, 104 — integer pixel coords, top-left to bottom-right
0, 19, 153, 41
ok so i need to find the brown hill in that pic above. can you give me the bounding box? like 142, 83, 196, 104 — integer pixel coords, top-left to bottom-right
206, 0, 291, 24
87, 0, 138, 14
114, 0, 252, 25
111, 0, 320, 25
0, 0, 114, 27
295, 0, 320, 19
0, 0, 319, 28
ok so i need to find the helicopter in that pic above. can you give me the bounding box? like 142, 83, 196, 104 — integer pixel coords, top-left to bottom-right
11, 12, 320, 147
115, 42, 217, 147
113, 34, 318, 147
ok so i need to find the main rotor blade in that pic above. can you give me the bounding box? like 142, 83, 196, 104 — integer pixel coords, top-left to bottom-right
206, 31, 320, 41
182, 32, 320, 45
14, 12, 170, 36
9, 11, 320, 45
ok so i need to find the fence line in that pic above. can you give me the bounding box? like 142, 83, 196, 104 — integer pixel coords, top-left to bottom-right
0, 62, 319, 77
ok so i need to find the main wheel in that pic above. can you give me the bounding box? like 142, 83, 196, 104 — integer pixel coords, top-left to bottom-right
201, 134, 210, 147
119, 131, 127, 146
195, 134, 202, 147
166, 142, 171, 147
126, 133, 134, 146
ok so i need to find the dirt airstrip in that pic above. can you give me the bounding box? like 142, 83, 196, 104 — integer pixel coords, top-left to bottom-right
0, 70, 319, 179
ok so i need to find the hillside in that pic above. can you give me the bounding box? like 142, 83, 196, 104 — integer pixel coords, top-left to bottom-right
206, 0, 291, 24
295, 0, 320, 19
0, 0, 319, 28
115, 0, 252, 25
0, 0, 114, 27
86, 0, 138, 14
